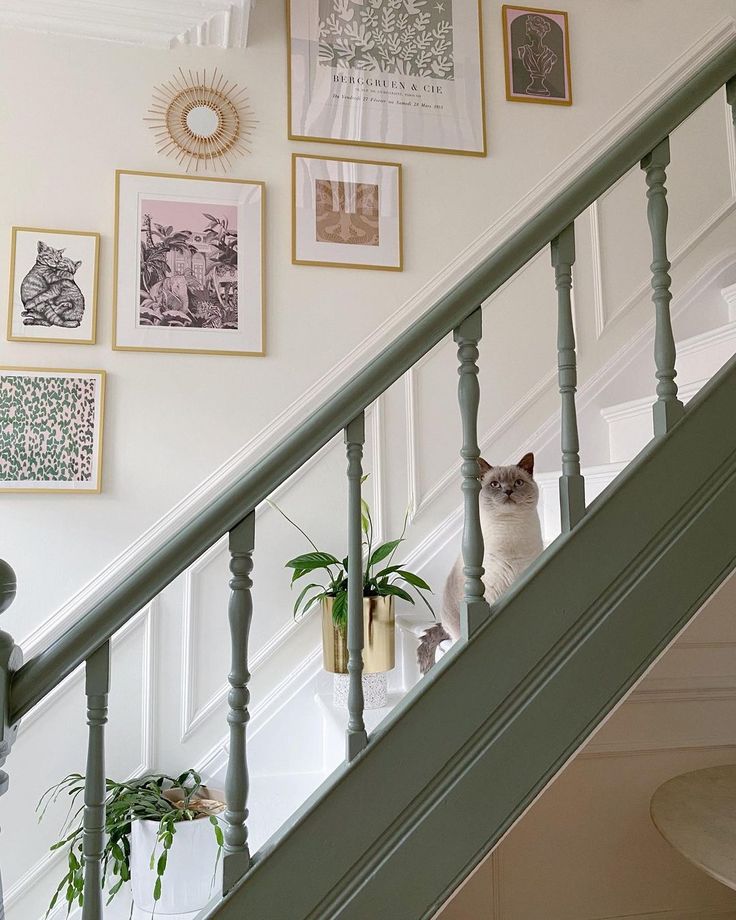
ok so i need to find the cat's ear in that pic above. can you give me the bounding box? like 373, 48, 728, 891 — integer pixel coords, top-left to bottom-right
478, 458, 493, 479
518, 453, 534, 476
73, 260, 82, 272
37, 241, 49, 254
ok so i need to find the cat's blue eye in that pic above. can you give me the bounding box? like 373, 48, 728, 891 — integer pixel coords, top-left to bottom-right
490, 480, 500, 488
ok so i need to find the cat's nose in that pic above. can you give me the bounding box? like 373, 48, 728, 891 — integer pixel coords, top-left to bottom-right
504, 488, 513, 496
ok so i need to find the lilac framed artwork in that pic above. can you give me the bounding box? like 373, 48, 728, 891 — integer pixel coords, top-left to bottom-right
502, 5, 572, 106
292, 154, 402, 270
113, 170, 265, 356
0, 367, 106, 493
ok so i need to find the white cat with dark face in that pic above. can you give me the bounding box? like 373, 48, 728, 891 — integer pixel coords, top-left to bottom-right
417, 453, 543, 673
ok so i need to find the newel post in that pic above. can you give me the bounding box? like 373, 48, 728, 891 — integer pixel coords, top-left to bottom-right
0, 560, 22, 920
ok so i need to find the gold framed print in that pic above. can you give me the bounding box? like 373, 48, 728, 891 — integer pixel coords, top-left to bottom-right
7, 227, 100, 345
287, 0, 487, 156
293, 154, 403, 270
502, 5, 572, 105
0, 367, 106, 493
113, 170, 265, 357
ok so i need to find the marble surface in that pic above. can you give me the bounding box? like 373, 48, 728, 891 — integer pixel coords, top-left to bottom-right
651, 764, 736, 890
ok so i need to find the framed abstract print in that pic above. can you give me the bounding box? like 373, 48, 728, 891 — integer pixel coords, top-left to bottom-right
0, 367, 106, 493
287, 0, 487, 156
7, 227, 100, 345
293, 154, 402, 270
502, 5, 572, 105
113, 170, 265, 356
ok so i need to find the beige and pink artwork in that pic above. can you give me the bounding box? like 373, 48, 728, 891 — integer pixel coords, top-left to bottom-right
315, 180, 380, 247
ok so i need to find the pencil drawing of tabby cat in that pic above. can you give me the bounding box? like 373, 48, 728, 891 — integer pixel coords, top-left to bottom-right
21, 241, 85, 328
417, 453, 544, 674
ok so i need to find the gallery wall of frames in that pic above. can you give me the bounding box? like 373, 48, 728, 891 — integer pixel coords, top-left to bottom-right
1, 1, 573, 495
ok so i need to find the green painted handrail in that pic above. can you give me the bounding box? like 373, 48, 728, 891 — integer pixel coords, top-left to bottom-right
9, 38, 736, 724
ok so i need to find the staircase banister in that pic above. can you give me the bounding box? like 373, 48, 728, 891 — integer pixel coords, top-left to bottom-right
9, 38, 736, 725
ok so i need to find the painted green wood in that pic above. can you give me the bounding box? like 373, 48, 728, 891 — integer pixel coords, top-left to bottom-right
207, 354, 736, 920
0, 560, 21, 920
641, 137, 685, 435
11, 51, 736, 726
223, 512, 255, 894
453, 309, 491, 638
728, 77, 736, 124
551, 223, 586, 532
345, 413, 368, 762
82, 641, 110, 920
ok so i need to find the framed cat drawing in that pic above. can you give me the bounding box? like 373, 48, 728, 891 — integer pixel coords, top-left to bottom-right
7, 227, 100, 345
0, 367, 106, 493
113, 170, 265, 357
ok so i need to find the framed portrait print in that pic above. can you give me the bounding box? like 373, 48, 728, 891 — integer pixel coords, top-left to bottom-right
293, 154, 402, 270
7, 227, 100, 345
502, 5, 572, 105
0, 367, 105, 493
113, 170, 265, 356
287, 0, 487, 156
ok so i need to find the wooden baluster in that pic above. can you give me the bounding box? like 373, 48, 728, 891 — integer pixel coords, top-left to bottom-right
82, 641, 110, 920
727, 77, 736, 127
454, 309, 491, 639
641, 137, 685, 436
0, 560, 21, 920
223, 512, 255, 894
551, 223, 586, 531
345, 413, 368, 762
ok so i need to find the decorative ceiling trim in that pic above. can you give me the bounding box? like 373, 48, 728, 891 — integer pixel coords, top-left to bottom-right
0, 0, 254, 49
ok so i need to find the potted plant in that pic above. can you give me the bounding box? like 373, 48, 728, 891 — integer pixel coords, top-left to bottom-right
270, 491, 433, 676
39, 770, 224, 917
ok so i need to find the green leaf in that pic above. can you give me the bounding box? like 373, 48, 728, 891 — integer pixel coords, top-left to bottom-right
157, 851, 168, 876
153, 877, 162, 901
380, 584, 415, 604
293, 582, 323, 616
332, 591, 348, 631
369, 540, 403, 567
394, 570, 432, 591
285, 552, 341, 570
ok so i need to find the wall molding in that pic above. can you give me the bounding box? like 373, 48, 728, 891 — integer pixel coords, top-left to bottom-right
0, 0, 254, 49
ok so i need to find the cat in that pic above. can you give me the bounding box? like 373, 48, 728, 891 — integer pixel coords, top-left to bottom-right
20, 241, 85, 328
417, 453, 544, 674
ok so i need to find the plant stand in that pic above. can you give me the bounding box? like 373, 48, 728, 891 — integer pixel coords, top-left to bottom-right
332, 671, 388, 710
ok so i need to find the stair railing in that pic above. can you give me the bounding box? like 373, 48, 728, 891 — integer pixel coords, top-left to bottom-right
1, 46, 734, 919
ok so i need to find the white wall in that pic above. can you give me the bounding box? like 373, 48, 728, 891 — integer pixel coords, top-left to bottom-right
2, 2, 736, 918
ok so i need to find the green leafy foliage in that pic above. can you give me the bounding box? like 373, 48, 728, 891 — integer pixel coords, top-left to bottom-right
268, 485, 434, 628
38, 770, 224, 917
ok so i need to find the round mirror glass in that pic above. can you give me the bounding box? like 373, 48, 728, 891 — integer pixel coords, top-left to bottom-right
186, 105, 220, 138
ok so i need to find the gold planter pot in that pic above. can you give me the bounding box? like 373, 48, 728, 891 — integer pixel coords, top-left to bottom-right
321, 595, 395, 674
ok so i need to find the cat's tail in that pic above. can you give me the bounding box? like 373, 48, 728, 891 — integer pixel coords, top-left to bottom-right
417, 624, 452, 676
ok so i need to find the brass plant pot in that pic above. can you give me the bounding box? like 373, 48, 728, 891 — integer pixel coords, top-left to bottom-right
321, 595, 395, 674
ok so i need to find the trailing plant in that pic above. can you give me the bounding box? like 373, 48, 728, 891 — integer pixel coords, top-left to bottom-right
269, 483, 434, 631
38, 770, 224, 917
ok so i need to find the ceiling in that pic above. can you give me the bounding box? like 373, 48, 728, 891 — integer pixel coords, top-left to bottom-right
0, 0, 254, 49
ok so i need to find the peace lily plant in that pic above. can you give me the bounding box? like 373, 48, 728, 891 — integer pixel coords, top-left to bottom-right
269, 483, 434, 630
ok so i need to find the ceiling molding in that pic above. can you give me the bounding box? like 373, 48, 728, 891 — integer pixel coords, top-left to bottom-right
0, 0, 254, 49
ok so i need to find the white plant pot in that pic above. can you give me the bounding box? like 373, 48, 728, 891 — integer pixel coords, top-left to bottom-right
130, 814, 223, 916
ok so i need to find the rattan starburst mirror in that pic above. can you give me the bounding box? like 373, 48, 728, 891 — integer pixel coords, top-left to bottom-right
146, 68, 254, 173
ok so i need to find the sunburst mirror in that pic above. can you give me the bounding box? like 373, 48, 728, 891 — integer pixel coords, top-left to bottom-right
146, 68, 255, 173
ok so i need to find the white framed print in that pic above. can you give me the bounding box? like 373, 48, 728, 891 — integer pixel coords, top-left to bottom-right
293, 154, 403, 270
287, 0, 487, 156
113, 170, 265, 357
7, 227, 100, 345
0, 367, 106, 493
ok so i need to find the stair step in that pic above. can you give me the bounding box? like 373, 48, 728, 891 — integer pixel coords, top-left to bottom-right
601, 380, 704, 463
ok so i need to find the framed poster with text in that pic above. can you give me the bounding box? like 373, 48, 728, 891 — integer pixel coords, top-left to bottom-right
288, 0, 487, 156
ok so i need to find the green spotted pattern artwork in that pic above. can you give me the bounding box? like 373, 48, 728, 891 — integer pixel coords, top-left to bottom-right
0, 371, 100, 487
